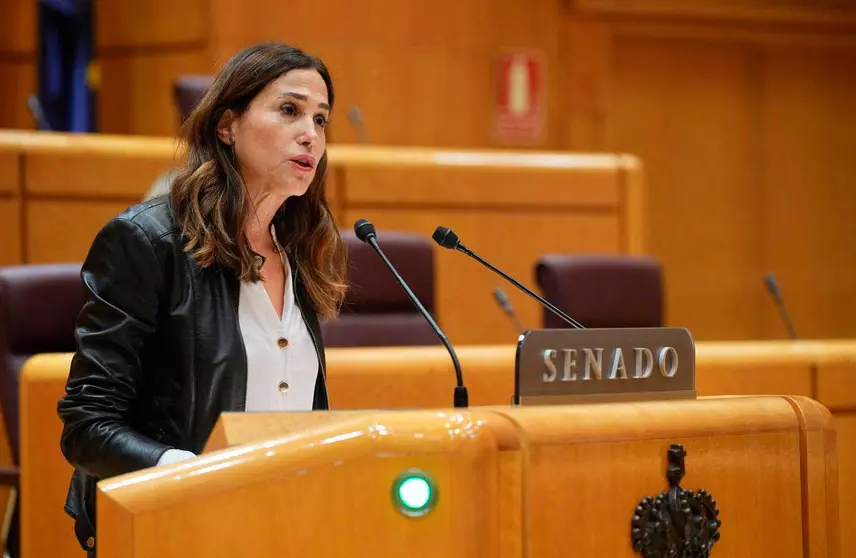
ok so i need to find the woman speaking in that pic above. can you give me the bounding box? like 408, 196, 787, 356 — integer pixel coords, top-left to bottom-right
57, 42, 347, 556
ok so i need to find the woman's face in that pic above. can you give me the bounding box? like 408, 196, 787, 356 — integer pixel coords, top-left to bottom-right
221, 68, 330, 199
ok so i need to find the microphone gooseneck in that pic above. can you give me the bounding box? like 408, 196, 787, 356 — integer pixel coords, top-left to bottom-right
492, 287, 527, 333
355, 219, 468, 409
432, 226, 585, 330
764, 272, 798, 340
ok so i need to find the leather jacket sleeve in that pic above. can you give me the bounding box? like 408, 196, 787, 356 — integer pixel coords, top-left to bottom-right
57, 216, 173, 479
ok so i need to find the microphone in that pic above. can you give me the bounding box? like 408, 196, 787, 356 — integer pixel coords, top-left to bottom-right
492, 286, 527, 333
347, 106, 370, 144
432, 226, 585, 329
27, 94, 52, 131
354, 219, 468, 409
763, 272, 798, 339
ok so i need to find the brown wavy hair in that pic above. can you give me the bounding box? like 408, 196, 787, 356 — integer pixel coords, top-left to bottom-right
170, 43, 347, 319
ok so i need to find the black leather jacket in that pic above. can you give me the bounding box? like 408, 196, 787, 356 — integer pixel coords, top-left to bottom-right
57, 197, 329, 552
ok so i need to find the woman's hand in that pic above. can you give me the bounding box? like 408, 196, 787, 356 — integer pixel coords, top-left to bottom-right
156, 449, 197, 466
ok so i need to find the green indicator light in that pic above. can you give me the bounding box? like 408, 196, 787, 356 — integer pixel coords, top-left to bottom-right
391, 468, 438, 518
398, 477, 431, 509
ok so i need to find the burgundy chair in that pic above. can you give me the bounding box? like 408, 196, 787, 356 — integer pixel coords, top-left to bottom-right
321, 231, 440, 347
0, 263, 86, 557
173, 75, 214, 123
535, 254, 664, 329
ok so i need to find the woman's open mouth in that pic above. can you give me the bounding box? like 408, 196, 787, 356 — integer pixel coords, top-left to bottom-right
289, 155, 316, 172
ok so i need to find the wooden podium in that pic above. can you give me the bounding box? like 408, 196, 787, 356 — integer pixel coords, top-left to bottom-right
95, 396, 838, 557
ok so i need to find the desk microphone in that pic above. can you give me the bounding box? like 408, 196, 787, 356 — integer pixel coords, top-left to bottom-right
347, 106, 370, 144
27, 94, 52, 131
492, 286, 527, 333
432, 226, 584, 329
763, 272, 798, 339
354, 219, 468, 408
763, 273, 816, 393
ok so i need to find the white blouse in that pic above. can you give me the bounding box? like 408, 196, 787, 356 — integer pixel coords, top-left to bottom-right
157, 240, 320, 466
239, 248, 319, 412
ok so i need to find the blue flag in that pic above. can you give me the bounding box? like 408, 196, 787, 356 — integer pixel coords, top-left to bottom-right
37, 0, 95, 132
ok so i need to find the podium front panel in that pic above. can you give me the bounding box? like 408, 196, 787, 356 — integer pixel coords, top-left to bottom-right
494, 395, 837, 557
97, 396, 837, 557
97, 410, 520, 558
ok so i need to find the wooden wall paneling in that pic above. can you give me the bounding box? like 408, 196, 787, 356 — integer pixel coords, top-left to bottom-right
571, 16, 856, 341
0, 152, 20, 195
344, 208, 620, 345
611, 36, 767, 340
816, 363, 856, 412
571, 0, 856, 26
831, 414, 856, 558
24, 148, 179, 198
95, 0, 210, 136
206, 0, 563, 148
0, 0, 36, 54
98, 50, 212, 136
562, 14, 856, 341
0, 150, 23, 265
561, 18, 613, 151
22, 135, 176, 263
618, 154, 646, 255
341, 157, 621, 208
323, 166, 343, 223
319, 45, 499, 148
761, 46, 856, 340
0, 61, 35, 130
95, 0, 209, 49
696, 363, 812, 398
25, 201, 136, 264
608, 20, 856, 50
0, 199, 22, 266
0, 0, 36, 130
336, 147, 628, 344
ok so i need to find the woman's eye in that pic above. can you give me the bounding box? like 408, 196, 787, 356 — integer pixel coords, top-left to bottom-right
315, 115, 328, 127
281, 103, 297, 116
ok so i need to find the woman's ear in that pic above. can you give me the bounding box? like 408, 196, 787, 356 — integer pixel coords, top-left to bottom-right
216, 109, 236, 145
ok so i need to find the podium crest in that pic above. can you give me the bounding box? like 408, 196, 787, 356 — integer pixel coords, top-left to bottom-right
631, 444, 721, 557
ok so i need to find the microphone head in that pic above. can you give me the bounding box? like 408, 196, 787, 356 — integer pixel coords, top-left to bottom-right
353, 219, 377, 243
347, 106, 363, 125
432, 226, 460, 250
493, 286, 510, 307
764, 272, 783, 301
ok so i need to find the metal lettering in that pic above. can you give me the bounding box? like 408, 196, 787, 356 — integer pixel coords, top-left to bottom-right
608, 348, 628, 379
561, 349, 578, 381
582, 348, 604, 380
657, 346, 679, 378
633, 347, 653, 379
543, 349, 558, 382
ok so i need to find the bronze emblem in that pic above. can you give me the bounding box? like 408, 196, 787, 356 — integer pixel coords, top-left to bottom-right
631, 444, 721, 557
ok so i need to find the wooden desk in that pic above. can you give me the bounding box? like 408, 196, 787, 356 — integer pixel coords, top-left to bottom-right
18, 338, 856, 558
0, 129, 644, 345
97, 397, 838, 557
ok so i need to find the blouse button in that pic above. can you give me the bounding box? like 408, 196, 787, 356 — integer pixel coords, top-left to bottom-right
277, 337, 288, 349
278, 381, 289, 393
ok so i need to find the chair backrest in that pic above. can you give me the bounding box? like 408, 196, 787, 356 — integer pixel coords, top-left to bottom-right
173, 75, 214, 123
0, 264, 85, 463
535, 254, 664, 330
321, 232, 440, 347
